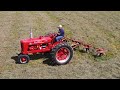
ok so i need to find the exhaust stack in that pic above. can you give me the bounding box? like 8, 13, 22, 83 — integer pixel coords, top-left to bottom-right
30, 28, 33, 38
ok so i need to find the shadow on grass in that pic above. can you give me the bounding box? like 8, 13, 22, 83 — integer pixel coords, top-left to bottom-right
42, 58, 56, 66
92, 54, 108, 61
11, 53, 54, 66
78, 49, 87, 53
74, 49, 87, 53
11, 56, 18, 64
92, 54, 98, 58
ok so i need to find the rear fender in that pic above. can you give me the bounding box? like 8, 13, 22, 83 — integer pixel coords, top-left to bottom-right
52, 41, 64, 49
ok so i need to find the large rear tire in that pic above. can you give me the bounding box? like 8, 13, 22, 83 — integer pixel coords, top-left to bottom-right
50, 43, 73, 65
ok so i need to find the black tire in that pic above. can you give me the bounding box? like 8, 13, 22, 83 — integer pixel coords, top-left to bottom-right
50, 43, 73, 65
17, 54, 30, 64
44, 52, 51, 58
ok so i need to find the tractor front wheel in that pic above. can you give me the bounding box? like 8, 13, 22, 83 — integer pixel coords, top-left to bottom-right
17, 54, 30, 64
50, 43, 73, 65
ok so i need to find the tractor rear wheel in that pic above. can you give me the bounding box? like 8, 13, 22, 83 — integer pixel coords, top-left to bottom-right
50, 43, 73, 65
17, 54, 30, 64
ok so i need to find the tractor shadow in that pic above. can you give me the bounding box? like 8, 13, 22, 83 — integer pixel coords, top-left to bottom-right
74, 49, 86, 53
42, 58, 55, 66
11, 56, 18, 64
11, 53, 54, 66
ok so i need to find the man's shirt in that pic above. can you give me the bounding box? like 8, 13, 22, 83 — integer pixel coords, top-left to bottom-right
58, 28, 64, 37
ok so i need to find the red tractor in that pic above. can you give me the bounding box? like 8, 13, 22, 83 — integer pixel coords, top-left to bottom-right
17, 31, 73, 65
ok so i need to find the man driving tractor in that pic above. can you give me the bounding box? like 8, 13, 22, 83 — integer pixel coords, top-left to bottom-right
56, 25, 65, 41
17, 24, 105, 65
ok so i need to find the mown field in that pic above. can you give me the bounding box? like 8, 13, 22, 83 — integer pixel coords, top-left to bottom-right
0, 11, 120, 79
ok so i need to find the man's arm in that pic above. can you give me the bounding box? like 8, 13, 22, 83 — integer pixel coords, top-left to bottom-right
57, 31, 60, 36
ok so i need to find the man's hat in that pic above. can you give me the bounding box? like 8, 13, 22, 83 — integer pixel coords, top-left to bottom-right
57, 25, 62, 28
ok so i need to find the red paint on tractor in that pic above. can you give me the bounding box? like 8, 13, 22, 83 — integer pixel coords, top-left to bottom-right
20, 35, 54, 54
56, 47, 69, 61
20, 33, 63, 55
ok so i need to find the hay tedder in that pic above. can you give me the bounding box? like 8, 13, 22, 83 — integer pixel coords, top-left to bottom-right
17, 30, 106, 65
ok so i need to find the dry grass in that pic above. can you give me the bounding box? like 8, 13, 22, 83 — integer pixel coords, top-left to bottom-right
0, 11, 120, 79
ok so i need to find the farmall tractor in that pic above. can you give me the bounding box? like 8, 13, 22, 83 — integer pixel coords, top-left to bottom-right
17, 30, 73, 65
17, 29, 106, 65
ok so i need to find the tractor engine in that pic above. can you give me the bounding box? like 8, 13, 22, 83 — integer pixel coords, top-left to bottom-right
20, 36, 53, 54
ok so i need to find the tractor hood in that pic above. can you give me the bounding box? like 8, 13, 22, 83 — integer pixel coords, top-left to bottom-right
20, 37, 52, 44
